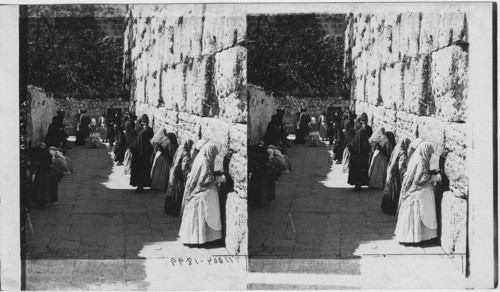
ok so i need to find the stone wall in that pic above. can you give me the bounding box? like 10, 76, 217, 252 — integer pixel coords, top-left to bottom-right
124, 4, 247, 254
275, 95, 350, 134
55, 98, 130, 135
344, 12, 468, 254
247, 84, 276, 145
27, 85, 57, 147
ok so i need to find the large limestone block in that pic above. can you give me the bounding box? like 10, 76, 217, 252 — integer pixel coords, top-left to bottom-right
445, 122, 467, 158
179, 5, 204, 60
419, 13, 440, 55
354, 75, 366, 102
247, 84, 276, 145
399, 12, 421, 59
134, 77, 146, 104
365, 69, 380, 106
200, 117, 230, 170
184, 56, 210, 116
361, 14, 372, 51
444, 151, 468, 198
440, 192, 467, 254
229, 123, 246, 157
229, 151, 247, 196
177, 112, 202, 140
395, 111, 418, 140
431, 45, 468, 122
214, 46, 247, 123
380, 62, 403, 110
436, 12, 467, 50
202, 4, 246, 56
417, 116, 446, 153
145, 70, 161, 106
225, 193, 248, 255
402, 55, 432, 115
161, 64, 185, 111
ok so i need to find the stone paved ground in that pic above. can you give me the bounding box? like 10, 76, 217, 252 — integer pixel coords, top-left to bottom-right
26, 139, 246, 290
248, 139, 468, 289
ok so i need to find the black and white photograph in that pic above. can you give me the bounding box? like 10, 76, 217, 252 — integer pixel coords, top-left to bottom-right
0, 1, 496, 290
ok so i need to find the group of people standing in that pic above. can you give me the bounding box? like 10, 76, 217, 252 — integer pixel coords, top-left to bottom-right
295, 108, 353, 148
110, 112, 229, 245
74, 109, 115, 148
338, 112, 445, 245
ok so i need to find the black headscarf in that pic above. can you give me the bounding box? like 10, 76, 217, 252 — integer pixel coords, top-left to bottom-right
349, 127, 371, 156
343, 128, 357, 149
131, 125, 153, 157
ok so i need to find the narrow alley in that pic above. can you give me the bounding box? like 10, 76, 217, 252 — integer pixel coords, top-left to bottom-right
248, 138, 467, 289
26, 140, 246, 290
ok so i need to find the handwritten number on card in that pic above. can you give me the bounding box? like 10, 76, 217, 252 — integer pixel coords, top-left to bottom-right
171, 258, 176, 267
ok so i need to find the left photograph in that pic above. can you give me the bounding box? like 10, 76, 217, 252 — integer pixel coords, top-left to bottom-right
20, 4, 247, 290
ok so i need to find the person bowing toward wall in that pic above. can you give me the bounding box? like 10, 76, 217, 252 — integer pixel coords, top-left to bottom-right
178, 142, 226, 245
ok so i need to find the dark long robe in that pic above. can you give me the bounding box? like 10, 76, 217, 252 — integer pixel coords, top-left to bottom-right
114, 130, 127, 163
295, 112, 311, 144
347, 127, 372, 186
150, 133, 178, 191
249, 144, 275, 208
381, 138, 411, 215
130, 127, 154, 188
164, 139, 194, 216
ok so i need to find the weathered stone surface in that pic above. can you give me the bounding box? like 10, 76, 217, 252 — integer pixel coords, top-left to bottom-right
177, 112, 202, 142
166, 64, 186, 111
247, 85, 276, 145
402, 55, 431, 115
380, 63, 403, 110
200, 117, 230, 170
225, 193, 247, 255
184, 56, 209, 116
431, 45, 468, 122
354, 76, 365, 102
229, 151, 247, 195
441, 192, 467, 254
417, 116, 446, 153
365, 69, 380, 106
399, 12, 421, 59
179, 6, 204, 60
444, 151, 468, 198
214, 46, 247, 123
202, 4, 246, 56
394, 111, 418, 141
27, 86, 57, 146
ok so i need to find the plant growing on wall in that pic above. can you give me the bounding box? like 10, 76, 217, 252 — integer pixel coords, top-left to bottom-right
247, 14, 349, 97
27, 5, 128, 99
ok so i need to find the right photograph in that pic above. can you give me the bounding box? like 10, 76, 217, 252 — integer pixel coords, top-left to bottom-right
246, 4, 493, 290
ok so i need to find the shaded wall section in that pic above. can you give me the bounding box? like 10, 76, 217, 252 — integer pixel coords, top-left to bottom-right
123, 4, 247, 254
27, 85, 57, 147
247, 84, 276, 145
344, 12, 468, 254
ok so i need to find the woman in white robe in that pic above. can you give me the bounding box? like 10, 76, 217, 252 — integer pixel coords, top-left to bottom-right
395, 141, 441, 243
179, 142, 226, 245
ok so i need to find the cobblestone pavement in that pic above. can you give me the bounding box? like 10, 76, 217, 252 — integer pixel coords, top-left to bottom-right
248, 140, 467, 289
25, 140, 246, 290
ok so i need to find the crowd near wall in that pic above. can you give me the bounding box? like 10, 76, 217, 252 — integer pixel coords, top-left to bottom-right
54, 98, 130, 136
27, 85, 57, 147
275, 96, 350, 134
344, 11, 468, 254
123, 4, 247, 254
